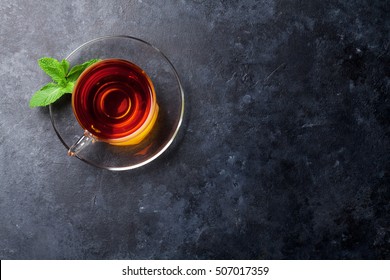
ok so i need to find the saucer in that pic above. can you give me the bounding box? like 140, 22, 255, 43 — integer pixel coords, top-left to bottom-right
49, 36, 184, 170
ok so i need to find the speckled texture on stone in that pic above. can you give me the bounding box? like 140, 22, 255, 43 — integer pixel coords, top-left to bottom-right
0, 0, 389, 259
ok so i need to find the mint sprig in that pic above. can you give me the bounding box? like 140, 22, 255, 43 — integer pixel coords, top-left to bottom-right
29, 57, 100, 107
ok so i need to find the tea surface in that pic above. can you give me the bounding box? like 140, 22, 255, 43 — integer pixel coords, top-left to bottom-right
72, 59, 154, 140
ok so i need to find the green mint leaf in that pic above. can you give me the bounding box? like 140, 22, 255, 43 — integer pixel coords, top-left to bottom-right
62, 81, 74, 93
61, 59, 70, 74
29, 82, 71, 108
38, 57, 67, 84
67, 59, 101, 82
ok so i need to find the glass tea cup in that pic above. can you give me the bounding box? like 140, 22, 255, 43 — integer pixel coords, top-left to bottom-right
68, 58, 159, 156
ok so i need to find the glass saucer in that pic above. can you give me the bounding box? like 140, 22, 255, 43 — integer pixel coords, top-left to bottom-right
49, 36, 184, 170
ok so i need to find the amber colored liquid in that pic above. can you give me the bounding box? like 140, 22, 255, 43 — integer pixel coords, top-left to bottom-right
72, 59, 157, 143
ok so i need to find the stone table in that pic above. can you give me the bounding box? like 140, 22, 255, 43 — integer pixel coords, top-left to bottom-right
0, 0, 388, 259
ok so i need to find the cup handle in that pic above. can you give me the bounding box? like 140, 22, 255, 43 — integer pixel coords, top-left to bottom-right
68, 130, 96, 156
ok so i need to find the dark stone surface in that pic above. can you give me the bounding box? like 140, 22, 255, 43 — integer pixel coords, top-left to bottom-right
0, 0, 388, 259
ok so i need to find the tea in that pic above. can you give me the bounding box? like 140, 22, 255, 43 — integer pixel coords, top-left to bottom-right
72, 59, 158, 145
